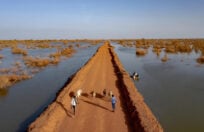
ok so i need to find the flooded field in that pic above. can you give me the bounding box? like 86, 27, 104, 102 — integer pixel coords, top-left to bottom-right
0, 40, 101, 132
112, 40, 204, 132
0, 39, 204, 132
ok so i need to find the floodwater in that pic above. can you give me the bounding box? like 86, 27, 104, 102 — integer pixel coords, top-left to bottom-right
0, 44, 100, 132
112, 43, 204, 132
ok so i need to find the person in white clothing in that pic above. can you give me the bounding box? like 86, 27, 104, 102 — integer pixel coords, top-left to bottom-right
71, 95, 77, 115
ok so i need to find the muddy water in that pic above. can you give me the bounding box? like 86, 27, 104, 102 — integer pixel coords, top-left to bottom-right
112, 43, 204, 132
0, 44, 100, 132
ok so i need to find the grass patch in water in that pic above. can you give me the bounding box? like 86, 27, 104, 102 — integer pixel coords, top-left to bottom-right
136, 49, 147, 56
0, 74, 31, 89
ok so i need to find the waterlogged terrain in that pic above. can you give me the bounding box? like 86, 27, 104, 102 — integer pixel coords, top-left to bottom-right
112, 40, 204, 132
0, 40, 101, 132
0, 39, 204, 132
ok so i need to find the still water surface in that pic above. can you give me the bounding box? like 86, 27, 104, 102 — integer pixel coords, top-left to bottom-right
113, 43, 204, 132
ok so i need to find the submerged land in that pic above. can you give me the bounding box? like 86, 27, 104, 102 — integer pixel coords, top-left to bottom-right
28, 42, 162, 132
0, 40, 101, 90
0, 39, 204, 131
0, 39, 204, 90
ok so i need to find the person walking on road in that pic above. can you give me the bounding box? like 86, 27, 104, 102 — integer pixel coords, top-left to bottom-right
103, 89, 107, 97
111, 94, 116, 112
71, 95, 77, 115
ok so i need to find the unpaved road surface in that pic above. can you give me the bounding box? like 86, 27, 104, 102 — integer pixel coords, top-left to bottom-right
57, 43, 130, 132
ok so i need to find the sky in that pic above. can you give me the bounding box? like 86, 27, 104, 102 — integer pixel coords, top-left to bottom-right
0, 0, 204, 39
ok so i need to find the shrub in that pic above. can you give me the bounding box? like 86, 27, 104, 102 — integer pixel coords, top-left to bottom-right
12, 47, 28, 56
0, 74, 31, 89
165, 45, 176, 53
136, 49, 147, 56
49, 52, 61, 58
61, 47, 75, 57
152, 48, 162, 56
35, 43, 50, 48
161, 54, 168, 62
24, 56, 50, 67
76, 44, 80, 47
0, 76, 10, 89
196, 56, 204, 64
176, 43, 192, 53
0, 54, 3, 59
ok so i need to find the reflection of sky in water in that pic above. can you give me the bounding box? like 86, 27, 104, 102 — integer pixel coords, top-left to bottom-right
28, 48, 57, 57
112, 42, 204, 132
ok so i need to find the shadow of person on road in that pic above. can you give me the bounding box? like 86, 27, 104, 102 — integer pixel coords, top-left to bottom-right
81, 98, 112, 112
82, 92, 110, 102
56, 101, 73, 118
81, 92, 89, 97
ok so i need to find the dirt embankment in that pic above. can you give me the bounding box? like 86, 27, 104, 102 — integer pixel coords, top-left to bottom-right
28, 42, 163, 132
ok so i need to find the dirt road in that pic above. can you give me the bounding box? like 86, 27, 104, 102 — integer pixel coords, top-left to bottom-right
29, 42, 163, 132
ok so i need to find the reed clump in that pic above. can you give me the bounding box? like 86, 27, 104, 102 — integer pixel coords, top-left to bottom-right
117, 40, 134, 47
35, 43, 51, 49
152, 48, 162, 56
12, 47, 28, 56
0, 67, 23, 75
161, 54, 168, 62
192, 39, 204, 55
0, 54, 3, 59
24, 57, 50, 67
76, 44, 80, 48
0, 74, 31, 89
135, 39, 150, 49
49, 52, 61, 58
136, 49, 147, 56
165, 45, 176, 53
196, 56, 204, 64
176, 43, 192, 53
90, 40, 102, 45
49, 47, 75, 60
0, 76, 10, 89
24, 55, 61, 67
61, 47, 75, 57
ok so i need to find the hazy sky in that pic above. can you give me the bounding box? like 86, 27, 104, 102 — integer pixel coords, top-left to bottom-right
0, 0, 204, 39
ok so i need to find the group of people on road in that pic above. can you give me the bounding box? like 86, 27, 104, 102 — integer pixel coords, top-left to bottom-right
70, 89, 117, 116
70, 71, 139, 116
